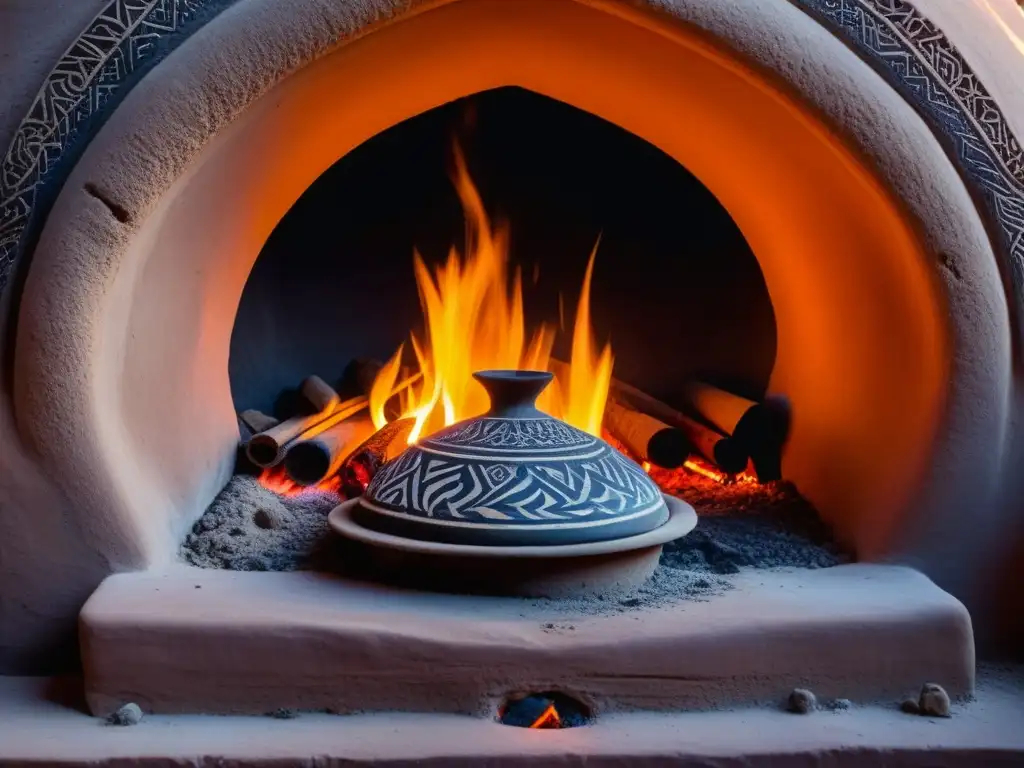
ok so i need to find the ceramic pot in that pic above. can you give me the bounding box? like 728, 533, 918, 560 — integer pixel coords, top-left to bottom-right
354, 369, 670, 546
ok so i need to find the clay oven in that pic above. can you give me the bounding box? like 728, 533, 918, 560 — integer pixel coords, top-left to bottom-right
1, 0, 1022, 711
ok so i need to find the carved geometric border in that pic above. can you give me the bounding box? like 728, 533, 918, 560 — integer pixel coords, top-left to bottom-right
0, 0, 216, 295
1, 0, 1023, 327
800, 0, 1024, 330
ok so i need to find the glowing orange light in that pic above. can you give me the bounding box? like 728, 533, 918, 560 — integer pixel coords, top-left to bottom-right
682, 457, 729, 484
369, 143, 613, 444
529, 703, 562, 729
641, 461, 652, 473
257, 466, 339, 497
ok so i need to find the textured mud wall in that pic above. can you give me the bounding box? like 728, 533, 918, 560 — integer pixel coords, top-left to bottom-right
0, 0, 116, 674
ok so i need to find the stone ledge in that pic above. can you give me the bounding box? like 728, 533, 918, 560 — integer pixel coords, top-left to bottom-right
79, 563, 974, 717
4, 668, 1022, 767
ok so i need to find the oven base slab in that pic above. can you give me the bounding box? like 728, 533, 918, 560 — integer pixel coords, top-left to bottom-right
3, 671, 1022, 767
79, 563, 973, 717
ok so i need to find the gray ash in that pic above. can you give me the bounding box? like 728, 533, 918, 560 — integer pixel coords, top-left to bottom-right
180, 476, 340, 571
182, 472, 849, 580
661, 481, 850, 574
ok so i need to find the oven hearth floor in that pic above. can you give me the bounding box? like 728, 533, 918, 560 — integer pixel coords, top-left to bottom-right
80, 563, 972, 717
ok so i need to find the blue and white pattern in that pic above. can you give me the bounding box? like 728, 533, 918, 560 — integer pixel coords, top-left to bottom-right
364, 417, 663, 525
803, 0, 1024, 331
0, 0, 212, 292
425, 417, 595, 451
1, 0, 1022, 331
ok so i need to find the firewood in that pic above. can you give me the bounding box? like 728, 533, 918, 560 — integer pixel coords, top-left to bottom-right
548, 358, 746, 475
300, 375, 340, 413
246, 395, 367, 468
283, 414, 376, 486
603, 398, 689, 469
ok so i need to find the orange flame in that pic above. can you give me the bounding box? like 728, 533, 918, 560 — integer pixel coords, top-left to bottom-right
370, 144, 613, 443
529, 703, 562, 729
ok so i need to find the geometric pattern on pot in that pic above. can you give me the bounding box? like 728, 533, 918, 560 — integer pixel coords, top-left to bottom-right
0, 0, 1022, 321
364, 418, 665, 526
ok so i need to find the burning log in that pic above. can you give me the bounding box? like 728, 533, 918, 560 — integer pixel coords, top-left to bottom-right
260, 367, 420, 483
300, 375, 340, 413
547, 358, 745, 475
577, 367, 745, 475
283, 413, 377, 486
675, 414, 748, 475
246, 394, 368, 468
338, 417, 415, 496
685, 381, 791, 482
603, 398, 689, 469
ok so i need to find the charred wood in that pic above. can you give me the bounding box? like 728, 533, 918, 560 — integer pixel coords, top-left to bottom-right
685, 381, 791, 482
603, 398, 689, 469
246, 395, 367, 468
284, 414, 376, 486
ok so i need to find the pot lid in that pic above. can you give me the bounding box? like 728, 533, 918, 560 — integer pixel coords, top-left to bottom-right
357, 370, 669, 546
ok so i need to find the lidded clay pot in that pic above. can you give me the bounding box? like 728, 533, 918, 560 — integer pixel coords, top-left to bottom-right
355, 370, 670, 546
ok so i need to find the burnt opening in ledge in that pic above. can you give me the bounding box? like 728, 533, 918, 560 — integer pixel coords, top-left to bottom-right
498, 691, 592, 728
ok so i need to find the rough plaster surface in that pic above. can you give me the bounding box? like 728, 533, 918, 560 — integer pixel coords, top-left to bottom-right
0, 0, 1020, 676
3, 668, 1024, 767
78, 564, 974, 717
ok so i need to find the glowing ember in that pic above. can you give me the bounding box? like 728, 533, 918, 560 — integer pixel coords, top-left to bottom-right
257, 466, 339, 497
369, 143, 613, 444
529, 703, 562, 729
682, 457, 729, 484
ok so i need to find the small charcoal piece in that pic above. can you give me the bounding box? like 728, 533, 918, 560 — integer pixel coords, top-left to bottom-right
266, 708, 298, 719
604, 398, 689, 469
787, 688, 817, 714
246, 394, 367, 468
826, 698, 852, 712
499, 692, 590, 728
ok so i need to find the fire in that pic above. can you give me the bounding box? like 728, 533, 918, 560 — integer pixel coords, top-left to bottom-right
529, 703, 562, 729
369, 144, 613, 443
